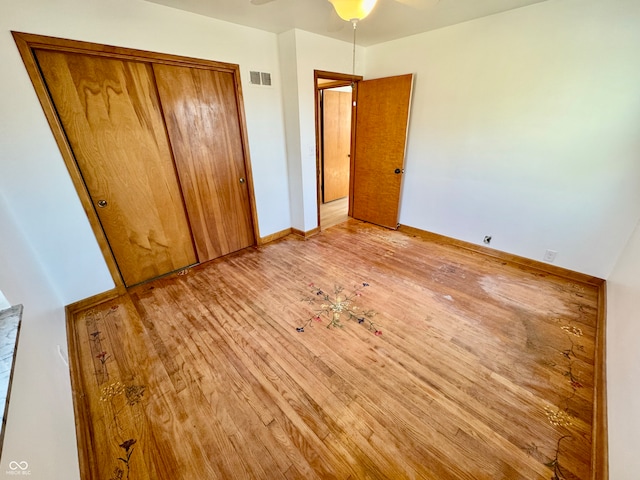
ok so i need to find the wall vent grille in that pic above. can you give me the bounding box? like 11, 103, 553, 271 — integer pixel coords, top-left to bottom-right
249, 70, 272, 87
249, 71, 261, 85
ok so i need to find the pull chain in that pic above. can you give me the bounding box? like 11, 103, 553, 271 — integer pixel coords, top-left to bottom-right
351, 19, 358, 87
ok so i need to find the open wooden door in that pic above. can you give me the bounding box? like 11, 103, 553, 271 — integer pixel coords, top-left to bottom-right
352, 74, 413, 229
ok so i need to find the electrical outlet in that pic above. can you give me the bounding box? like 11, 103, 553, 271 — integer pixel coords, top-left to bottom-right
543, 249, 557, 263
483, 235, 492, 245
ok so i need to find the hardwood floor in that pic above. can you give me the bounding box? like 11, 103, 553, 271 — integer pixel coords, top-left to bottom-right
68, 220, 600, 479
321, 196, 349, 229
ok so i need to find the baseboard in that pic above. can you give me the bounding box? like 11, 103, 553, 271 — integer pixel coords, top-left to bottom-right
64, 303, 98, 480
592, 281, 608, 479
398, 225, 605, 286
258, 228, 292, 245
259, 226, 323, 245
398, 223, 608, 478
64, 287, 121, 480
291, 226, 321, 239
65, 287, 121, 316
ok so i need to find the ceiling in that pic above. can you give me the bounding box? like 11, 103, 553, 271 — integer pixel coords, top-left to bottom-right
144, 0, 548, 46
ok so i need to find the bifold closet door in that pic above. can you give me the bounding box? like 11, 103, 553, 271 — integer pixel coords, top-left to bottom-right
153, 64, 255, 262
35, 50, 197, 286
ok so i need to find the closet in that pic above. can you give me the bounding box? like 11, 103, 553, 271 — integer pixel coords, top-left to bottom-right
322, 89, 351, 203
15, 33, 257, 287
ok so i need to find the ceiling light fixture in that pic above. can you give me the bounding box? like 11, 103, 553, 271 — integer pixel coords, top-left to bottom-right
328, 0, 378, 85
328, 0, 379, 22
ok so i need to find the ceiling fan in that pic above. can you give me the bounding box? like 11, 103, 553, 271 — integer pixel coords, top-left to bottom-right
250, 0, 440, 23
248, 0, 440, 78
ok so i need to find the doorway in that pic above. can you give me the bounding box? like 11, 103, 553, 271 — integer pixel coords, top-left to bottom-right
314, 71, 413, 231
314, 70, 362, 230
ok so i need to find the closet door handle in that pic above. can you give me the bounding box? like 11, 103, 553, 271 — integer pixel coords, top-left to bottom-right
239, 178, 245, 184
97, 200, 108, 208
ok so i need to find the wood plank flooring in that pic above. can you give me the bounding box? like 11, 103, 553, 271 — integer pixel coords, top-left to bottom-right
68, 220, 599, 479
321, 196, 349, 230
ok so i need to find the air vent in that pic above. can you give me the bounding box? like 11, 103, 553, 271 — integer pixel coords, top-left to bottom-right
250, 71, 261, 85
249, 70, 273, 87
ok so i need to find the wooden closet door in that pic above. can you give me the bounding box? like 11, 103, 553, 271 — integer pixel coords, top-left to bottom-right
323, 90, 351, 203
35, 50, 197, 286
153, 65, 255, 262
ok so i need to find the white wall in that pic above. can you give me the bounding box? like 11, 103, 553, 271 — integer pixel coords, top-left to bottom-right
278, 30, 305, 230
607, 218, 640, 478
0, 191, 78, 479
365, 0, 640, 278
279, 29, 364, 232
1, 0, 290, 305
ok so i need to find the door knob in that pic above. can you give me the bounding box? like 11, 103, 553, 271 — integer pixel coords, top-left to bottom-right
394, 168, 404, 174
239, 178, 245, 184
97, 200, 108, 208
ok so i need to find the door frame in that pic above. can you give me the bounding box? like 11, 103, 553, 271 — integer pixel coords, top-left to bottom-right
313, 70, 363, 230
13, 31, 261, 291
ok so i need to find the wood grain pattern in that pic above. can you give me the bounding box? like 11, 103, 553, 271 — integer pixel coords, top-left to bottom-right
592, 282, 608, 478
320, 196, 349, 230
13, 33, 128, 288
398, 225, 605, 286
322, 90, 352, 203
15, 32, 260, 290
154, 64, 255, 262
68, 220, 602, 479
35, 50, 197, 286
259, 228, 294, 246
66, 288, 121, 314
291, 227, 321, 239
352, 74, 413, 229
